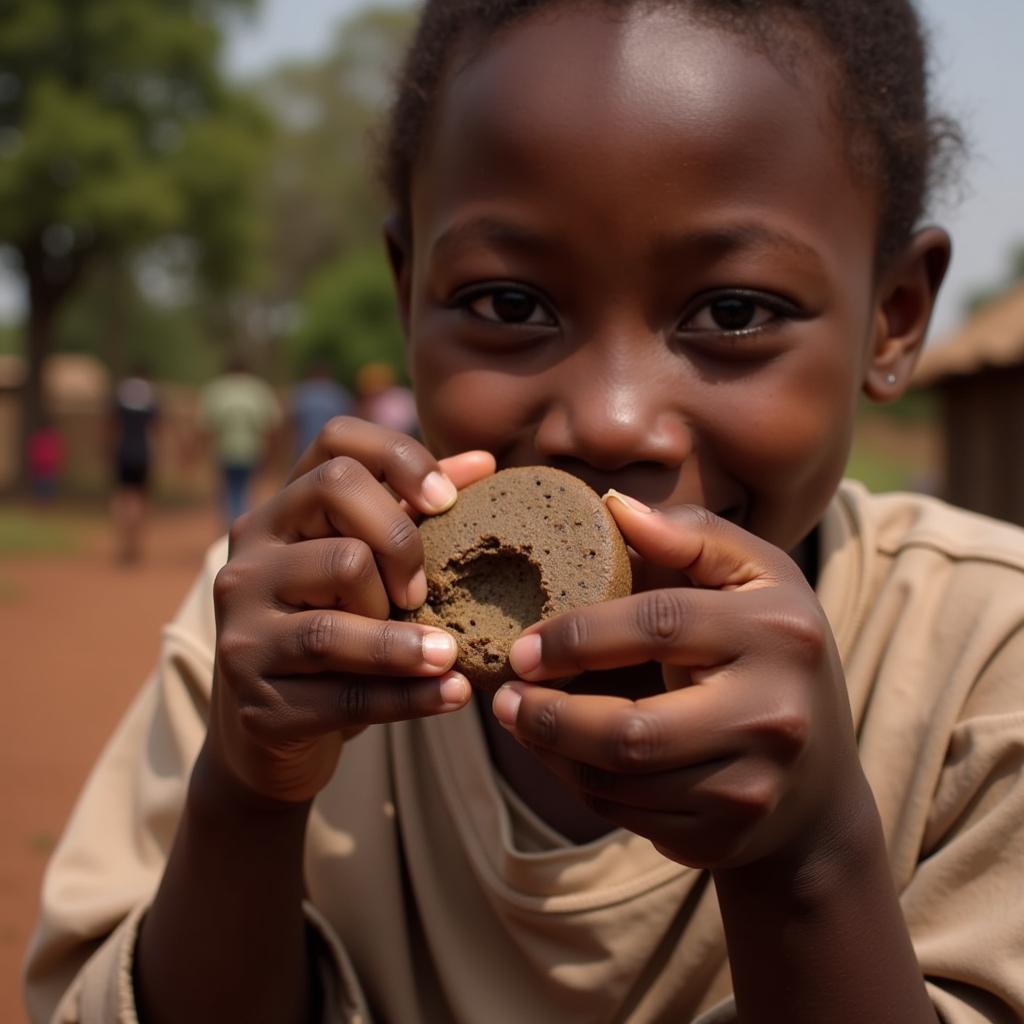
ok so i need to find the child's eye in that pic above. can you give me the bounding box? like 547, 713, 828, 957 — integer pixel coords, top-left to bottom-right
679, 292, 794, 335
463, 288, 556, 327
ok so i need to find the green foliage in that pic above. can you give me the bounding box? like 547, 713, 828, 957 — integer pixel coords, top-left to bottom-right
0, 78, 180, 245
0, 0, 270, 460
287, 249, 405, 390
843, 444, 920, 494
254, 6, 417, 301
169, 95, 271, 291
0, 321, 20, 355
0, 0, 419, 410
55, 262, 220, 383
0, 506, 82, 556
253, 5, 417, 391
857, 390, 938, 424
0, 0, 266, 273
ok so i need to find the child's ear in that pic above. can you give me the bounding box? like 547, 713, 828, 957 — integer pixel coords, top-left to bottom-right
383, 214, 413, 337
863, 226, 951, 402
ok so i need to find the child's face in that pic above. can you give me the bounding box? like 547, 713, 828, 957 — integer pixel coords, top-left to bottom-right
400, 7, 886, 560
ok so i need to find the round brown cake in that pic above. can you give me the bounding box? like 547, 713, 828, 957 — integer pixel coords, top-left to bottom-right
407, 466, 632, 690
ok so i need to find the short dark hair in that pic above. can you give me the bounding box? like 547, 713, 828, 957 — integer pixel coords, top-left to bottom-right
380, 0, 962, 266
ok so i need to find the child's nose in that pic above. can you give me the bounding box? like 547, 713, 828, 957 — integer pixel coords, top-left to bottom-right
536, 348, 694, 472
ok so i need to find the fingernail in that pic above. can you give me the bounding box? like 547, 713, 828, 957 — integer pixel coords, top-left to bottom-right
602, 489, 652, 514
422, 471, 458, 513
422, 630, 457, 668
492, 684, 522, 726
439, 672, 470, 708
406, 568, 428, 609
509, 634, 542, 677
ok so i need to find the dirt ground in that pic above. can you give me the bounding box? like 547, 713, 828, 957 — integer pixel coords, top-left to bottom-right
0, 501, 225, 1023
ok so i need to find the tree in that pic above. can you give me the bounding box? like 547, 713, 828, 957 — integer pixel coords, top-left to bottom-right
286, 249, 406, 391
0, 0, 268, 474
254, 6, 417, 304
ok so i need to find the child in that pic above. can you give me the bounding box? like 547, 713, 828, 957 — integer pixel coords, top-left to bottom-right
26, 418, 65, 504
25, 1, 1024, 1022
110, 371, 159, 564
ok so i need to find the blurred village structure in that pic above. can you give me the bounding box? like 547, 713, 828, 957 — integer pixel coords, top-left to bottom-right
912, 282, 1024, 527
0, 352, 228, 499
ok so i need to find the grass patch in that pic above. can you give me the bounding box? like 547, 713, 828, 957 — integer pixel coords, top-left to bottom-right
844, 446, 918, 493
28, 831, 57, 854
0, 507, 85, 557
845, 401, 940, 494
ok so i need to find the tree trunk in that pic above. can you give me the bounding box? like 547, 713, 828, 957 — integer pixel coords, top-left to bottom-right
19, 243, 75, 489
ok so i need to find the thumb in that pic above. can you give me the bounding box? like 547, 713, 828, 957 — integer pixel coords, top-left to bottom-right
602, 490, 796, 591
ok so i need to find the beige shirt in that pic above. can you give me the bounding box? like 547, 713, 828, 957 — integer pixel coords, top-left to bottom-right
24, 482, 1024, 1023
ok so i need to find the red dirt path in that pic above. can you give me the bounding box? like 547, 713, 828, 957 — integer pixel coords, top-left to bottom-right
1, 504, 223, 1023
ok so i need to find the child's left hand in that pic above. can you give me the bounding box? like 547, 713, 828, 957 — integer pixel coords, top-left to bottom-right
492, 494, 866, 871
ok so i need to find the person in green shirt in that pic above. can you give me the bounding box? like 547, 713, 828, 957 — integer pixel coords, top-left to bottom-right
199, 359, 282, 524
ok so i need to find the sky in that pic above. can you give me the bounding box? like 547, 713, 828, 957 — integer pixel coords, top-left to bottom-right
3, 0, 1021, 339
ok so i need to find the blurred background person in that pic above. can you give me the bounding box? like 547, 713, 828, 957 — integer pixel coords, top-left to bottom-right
355, 361, 418, 436
26, 415, 65, 505
110, 369, 159, 563
199, 356, 282, 525
289, 359, 352, 462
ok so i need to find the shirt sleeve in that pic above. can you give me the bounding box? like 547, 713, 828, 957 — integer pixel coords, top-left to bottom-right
22, 539, 374, 1024
900, 625, 1024, 1023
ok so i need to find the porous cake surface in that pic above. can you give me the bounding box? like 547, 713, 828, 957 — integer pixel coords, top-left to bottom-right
408, 466, 632, 690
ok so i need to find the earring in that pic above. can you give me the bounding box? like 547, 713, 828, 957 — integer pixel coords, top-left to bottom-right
885, 373, 897, 386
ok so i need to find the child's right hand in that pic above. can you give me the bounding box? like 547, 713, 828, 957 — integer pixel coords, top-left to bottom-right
206, 417, 494, 803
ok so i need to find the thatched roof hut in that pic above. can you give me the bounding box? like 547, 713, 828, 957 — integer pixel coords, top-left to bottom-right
913, 284, 1024, 526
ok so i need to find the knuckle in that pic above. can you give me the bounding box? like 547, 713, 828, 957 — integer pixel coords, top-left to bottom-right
227, 512, 253, 552
326, 538, 375, 586
237, 701, 272, 741
212, 563, 247, 612
321, 415, 359, 449
723, 777, 779, 823
679, 503, 716, 531
298, 613, 338, 661
216, 627, 258, 671
531, 696, 566, 747
741, 701, 811, 763
765, 708, 811, 761
316, 455, 361, 494
384, 514, 419, 554
387, 679, 415, 720
235, 682, 285, 740
370, 622, 398, 667
775, 608, 827, 663
556, 614, 589, 667
381, 432, 420, 466
637, 590, 685, 643
609, 712, 660, 772
335, 681, 370, 724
